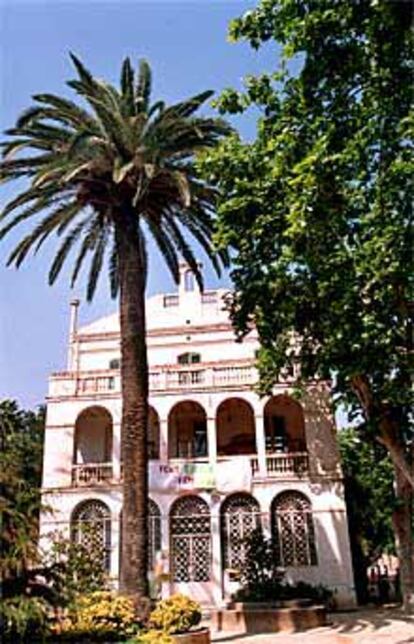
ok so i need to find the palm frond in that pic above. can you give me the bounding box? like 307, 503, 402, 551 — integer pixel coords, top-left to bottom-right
120, 57, 135, 116
145, 216, 180, 284
135, 59, 152, 114
108, 234, 119, 298
86, 225, 109, 301
48, 218, 89, 285
6, 201, 81, 267
163, 215, 203, 290
1, 53, 230, 302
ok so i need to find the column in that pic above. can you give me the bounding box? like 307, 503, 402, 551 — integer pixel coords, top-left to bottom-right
207, 417, 217, 466
110, 511, 120, 587
112, 421, 121, 481
210, 496, 224, 606
159, 418, 169, 461
255, 413, 267, 477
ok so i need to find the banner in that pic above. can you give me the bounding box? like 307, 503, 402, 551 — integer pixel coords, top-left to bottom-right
149, 457, 252, 493
150, 461, 215, 491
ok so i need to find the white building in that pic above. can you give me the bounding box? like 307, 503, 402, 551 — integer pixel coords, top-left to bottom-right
39, 264, 356, 608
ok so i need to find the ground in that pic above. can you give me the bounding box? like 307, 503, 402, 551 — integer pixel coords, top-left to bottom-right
210, 607, 414, 643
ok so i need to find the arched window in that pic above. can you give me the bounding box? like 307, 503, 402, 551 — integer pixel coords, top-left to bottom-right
216, 398, 256, 456
148, 499, 162, 570
73, 407, 113, 486
109, 358, 120, 370
271, 491, 317, 567
264, 396, 306, 453
168, 401, 207, 458
71, 500, 111, 571
221, 493, 261, 572
170, 496, 211, 582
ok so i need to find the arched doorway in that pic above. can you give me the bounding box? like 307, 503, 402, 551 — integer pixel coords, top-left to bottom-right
264, 396, 306, 453
71, 499, 111, 572
221, 493, 261, 574
73, 407, 113, 485
271, 491, 317, 567
168, 401, 207, 459
170, 495, 211, 601
148, 407, 160, 459
216, 398, 256, 456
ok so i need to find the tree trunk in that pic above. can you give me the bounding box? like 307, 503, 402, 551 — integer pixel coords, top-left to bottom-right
389, 440, 414, 613
351, 376, 413, 612
116, 213, 149, 600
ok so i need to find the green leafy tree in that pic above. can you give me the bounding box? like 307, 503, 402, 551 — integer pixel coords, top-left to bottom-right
339, 427, 395, 603
0, 56, 230, 599
199, 1, 413, 610
0, 399, 45, 581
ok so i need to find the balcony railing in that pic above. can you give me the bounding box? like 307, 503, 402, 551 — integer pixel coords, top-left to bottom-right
72, 463, 113, 487
69, 453, 309, 489
50, 361, 258, 397
266, 452, 309, 476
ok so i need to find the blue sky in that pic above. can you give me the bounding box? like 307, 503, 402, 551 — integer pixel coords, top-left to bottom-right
0, 0, 278, 408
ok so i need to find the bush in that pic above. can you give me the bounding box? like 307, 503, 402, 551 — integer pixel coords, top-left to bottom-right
232, 529, 332, 605
134, 630, 173, 644
55, 591, 139, 641
149, 594, 201, 634
233, 528, 285, 601
0, 596, 49, 642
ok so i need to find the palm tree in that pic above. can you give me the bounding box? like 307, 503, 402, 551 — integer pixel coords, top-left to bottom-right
0, 54, 230, 599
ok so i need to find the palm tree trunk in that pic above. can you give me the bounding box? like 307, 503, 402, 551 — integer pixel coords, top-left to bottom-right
115, 211, 149, 600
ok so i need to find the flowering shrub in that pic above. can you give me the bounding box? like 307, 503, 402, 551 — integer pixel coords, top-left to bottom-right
135, 629, 173, 643
149, 594, 201, 634
55, 591, 138, 640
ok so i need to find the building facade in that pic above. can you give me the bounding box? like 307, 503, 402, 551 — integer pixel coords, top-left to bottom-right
39, 265, 356, 608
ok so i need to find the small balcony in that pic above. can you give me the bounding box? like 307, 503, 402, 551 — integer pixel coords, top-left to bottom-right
251, 452, 309, 478
72, 462, 114, 486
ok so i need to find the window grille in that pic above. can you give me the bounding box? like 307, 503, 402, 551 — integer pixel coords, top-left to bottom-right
221, 493, 261, 571
170, 496, 211, 583
271, 491, 317, 567
148, 499, 162, 571
71, 500, 111, 571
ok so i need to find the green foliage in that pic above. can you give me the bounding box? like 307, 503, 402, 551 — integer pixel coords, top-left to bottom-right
0, 596, 49, 642
42, 529, 108, 608
0, 55, 231, 301
201, 1, 413, 428
234, 528, 284, 601
339, 427, 395, 602
149, 594, 202, 634
198, 1, 414, 603
0, 399, 45, 582
232, 529, 332, 605
54, 591, 139, 641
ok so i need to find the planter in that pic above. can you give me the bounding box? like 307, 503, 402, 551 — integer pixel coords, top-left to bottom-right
227, 599, 314, 610
211, 604, 326, 634
171, 628, 210, 644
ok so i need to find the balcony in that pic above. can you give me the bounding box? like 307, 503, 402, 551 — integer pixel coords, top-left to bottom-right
49, 361, 258, 398
70, 452, 309, 489
72, 462, 113, 487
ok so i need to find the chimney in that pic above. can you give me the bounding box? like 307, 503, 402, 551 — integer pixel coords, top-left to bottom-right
67, 299, 80, 371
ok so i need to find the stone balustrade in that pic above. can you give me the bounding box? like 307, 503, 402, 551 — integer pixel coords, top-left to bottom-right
71, 463, 113, 486
70, 453, 309, 488
49, 361, 258, 398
